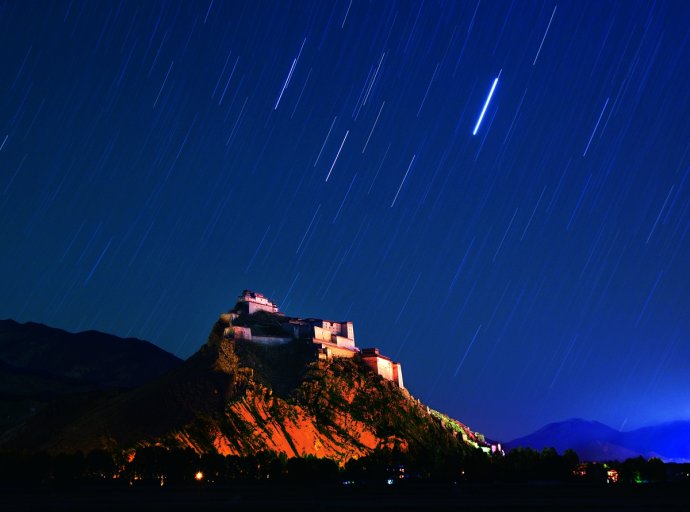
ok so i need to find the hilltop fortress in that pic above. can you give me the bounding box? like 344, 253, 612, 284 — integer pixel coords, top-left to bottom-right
220, 290, 404, 389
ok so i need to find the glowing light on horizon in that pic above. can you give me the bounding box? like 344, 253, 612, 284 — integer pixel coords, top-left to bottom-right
473, 75, 500, 136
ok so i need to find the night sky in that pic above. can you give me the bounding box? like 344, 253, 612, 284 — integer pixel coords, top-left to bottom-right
2, 1, 689, 441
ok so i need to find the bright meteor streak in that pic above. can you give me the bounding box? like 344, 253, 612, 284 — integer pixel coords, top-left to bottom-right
472, 75, 500, 136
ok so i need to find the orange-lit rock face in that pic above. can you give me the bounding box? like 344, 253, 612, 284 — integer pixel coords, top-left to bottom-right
172, 431, 203, 453
153, 356, 449, 466
211, 386, 380, 464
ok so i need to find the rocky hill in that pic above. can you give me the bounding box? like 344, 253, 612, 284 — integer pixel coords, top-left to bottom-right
3, 313, 486, 465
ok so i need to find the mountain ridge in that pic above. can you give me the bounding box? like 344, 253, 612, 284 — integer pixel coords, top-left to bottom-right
0, 319, 183, 388
506, 417, 690, 462
0, 319, 183, 437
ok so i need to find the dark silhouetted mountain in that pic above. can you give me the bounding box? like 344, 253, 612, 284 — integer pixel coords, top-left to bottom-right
0, 319, 182, 388
0, 319, 182, 436
621, 421, 690, 461
2, 315, 485, 464
506, 418, 690, 462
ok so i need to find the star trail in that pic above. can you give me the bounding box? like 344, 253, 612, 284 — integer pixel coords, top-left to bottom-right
1, 1, 689, 441
473, 74, 500, 136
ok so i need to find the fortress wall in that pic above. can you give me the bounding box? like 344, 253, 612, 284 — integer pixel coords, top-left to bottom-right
376, 357, 394, 381
393, 363, 404, 389
281, 323, 301, 339
247, 302, 278, 315
345, 322, 355, 341
322, 321, 339, 334
334, 335, 355, 349
320, 321, 351, 338
362, 353, 405, 387
251, 336, 292, 345
322, 344, 358, 359
361, 358, 377, 374
313, 326, 333, 343
226, 326, 252, 340
362, 355, 394, 382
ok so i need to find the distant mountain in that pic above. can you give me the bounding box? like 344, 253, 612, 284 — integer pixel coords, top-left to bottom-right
506, 418, 690, 462
2, 313, 486, 464
505, 419, 638, 462
622, 421, 690, 461
0, 319, 182, 388
0, 319, 182, 436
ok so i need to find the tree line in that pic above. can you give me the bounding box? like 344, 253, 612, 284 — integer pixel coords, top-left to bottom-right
0, 446, 688, 486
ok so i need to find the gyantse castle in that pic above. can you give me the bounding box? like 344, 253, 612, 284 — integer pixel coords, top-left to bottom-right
220, 290, 404, 389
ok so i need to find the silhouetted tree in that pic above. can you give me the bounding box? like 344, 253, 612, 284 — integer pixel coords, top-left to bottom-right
52, 451, 85, 482
561, 448, 579, 479
286, 456, 339, 482
85, 449, 116, 479
644, 457, 666, 483
619, 456, 646, 483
